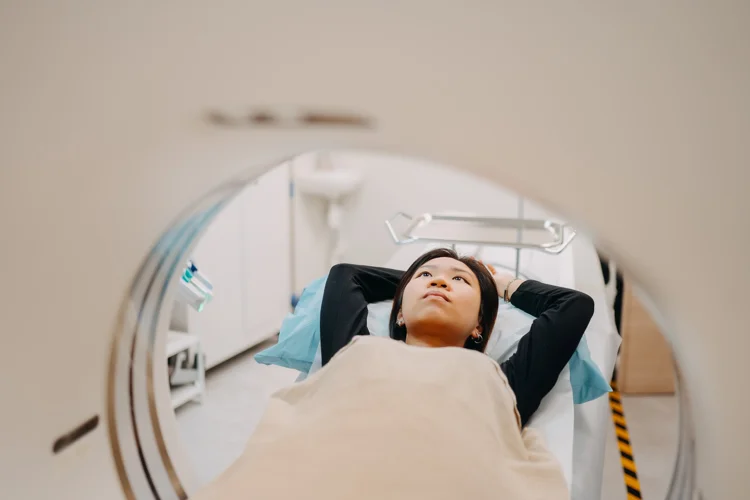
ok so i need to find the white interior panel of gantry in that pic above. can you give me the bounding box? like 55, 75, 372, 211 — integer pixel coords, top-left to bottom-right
0, 3, 748, 499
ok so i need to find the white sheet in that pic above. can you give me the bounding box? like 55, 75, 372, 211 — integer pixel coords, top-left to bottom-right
567, 237, 621, 500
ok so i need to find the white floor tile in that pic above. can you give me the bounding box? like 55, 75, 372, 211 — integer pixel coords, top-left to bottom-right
174, 339, 298, 487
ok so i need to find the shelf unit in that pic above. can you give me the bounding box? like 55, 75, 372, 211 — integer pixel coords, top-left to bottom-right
170, 384, 203, 410
167, 331, 205, 410
167, 331, 200, 358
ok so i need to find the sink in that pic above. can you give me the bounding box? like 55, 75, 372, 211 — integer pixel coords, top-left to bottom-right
293, 167, 364, 267
294, 169, 363, 201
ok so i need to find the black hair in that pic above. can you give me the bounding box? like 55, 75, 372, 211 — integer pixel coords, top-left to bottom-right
388, 247, 499, 352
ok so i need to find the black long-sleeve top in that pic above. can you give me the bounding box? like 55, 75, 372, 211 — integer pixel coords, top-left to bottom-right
319, 264, 595, 427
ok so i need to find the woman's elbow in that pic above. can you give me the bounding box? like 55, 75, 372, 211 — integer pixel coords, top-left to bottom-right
574, 292, 595, 322
561, 292, 595, 341
329, 263, 357, 280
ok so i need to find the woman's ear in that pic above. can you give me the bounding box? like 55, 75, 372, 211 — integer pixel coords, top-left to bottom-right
472, 325, 483, 338
396, 310, 405, 327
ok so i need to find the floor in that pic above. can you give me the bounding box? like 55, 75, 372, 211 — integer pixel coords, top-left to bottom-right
601, 394, 678, 500
175, 340, 298, 487
175, 341, 678, 499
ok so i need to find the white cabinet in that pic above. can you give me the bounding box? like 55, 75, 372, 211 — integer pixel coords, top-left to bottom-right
187, 195, 246, 368
239, 165, 292, 347
187, 164, 291, 369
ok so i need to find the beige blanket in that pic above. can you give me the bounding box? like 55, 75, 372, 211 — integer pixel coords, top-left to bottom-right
196, 336, 568, 499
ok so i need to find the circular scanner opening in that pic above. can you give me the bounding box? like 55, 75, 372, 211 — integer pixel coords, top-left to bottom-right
109, 151, 690, 500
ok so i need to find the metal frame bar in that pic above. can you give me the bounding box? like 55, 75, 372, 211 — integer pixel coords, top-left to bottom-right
515, 198, 524, 277
384, 210, 577, 269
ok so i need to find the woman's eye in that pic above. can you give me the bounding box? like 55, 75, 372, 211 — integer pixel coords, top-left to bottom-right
453, 276, 466, 282
419, 271, 431, 278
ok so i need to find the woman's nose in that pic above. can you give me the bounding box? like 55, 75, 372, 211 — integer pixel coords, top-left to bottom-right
430, 277, 449, 288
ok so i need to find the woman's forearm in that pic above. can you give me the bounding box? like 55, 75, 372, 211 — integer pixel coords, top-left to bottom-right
495, 276, 595, 426
507, 280, 592, 319
493, 274, 526, 303
319, 264, 403, 365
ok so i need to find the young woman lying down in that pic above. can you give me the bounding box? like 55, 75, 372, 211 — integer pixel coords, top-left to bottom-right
196, 248, 594, 500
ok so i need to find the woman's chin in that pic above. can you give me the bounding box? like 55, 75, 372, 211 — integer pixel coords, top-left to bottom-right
408, 314, 463, 336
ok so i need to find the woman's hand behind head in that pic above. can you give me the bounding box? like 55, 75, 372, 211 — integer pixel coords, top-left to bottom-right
468, 257, 515, 298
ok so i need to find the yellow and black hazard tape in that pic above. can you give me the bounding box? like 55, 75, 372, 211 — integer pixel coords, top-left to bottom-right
609, 379, 643, 500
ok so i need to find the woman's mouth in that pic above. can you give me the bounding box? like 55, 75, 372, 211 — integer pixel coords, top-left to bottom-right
423, 291, 450, 302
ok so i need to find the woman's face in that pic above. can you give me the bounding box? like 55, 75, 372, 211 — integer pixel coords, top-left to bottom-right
398, 257, 483, 344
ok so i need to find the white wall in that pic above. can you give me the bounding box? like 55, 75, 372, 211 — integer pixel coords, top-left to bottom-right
184, 163, 292, 368
290, 153, 334, 294
169, 150, 544, 357
291, 151, 560, 293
